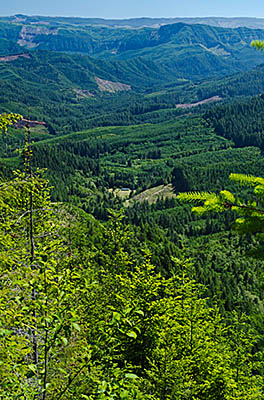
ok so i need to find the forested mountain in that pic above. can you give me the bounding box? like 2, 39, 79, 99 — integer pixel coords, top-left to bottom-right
2, 13, 264, 399
1, 18, 264, 81
1, 46, 264, 136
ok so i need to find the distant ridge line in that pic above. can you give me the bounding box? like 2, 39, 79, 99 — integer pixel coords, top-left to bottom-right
3, 15, 264, 29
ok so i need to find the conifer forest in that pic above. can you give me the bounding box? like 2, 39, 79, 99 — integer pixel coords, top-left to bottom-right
1, 13, 264, 399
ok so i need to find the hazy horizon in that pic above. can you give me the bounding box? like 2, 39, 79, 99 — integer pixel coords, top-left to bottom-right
2, 14, 264, 20
1, 0, 264, 19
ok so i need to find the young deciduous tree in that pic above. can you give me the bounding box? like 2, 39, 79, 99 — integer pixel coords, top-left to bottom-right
0, 115, 91, 399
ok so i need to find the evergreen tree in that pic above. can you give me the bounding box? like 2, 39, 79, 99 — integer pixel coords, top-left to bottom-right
178, 173, 264, 258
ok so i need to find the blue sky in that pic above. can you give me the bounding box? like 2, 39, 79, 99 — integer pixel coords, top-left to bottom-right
1, 0, 264, 19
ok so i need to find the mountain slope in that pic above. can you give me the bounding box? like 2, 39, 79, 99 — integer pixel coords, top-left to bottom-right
1, 20, 264, 81
0, 50, 190, 133
2, 49, 264, 135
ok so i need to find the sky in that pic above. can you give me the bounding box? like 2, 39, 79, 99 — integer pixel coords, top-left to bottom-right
1, 0, 264, 19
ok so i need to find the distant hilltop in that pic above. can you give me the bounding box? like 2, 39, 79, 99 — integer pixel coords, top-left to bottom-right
2, 14, 264, 29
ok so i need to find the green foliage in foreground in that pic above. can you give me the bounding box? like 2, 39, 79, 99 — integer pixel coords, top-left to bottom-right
0, 112, 21, 133
0, 169, 263, 399
0, 113, 263, 399
252, 40, 264, 52
178, 173, 264, 258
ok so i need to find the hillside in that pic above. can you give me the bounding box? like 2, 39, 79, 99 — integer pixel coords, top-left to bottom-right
3, 45, 264, 136
2, 14, 264, 398
0, 49, 191, 133
1, 19, 264, 82
2, 92, 264, 319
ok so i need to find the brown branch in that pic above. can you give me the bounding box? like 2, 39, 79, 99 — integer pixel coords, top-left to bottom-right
223, 202, 264, 214
25, 125, 40, 400
56, 364, 87, 400
42, 266, 49, 400
14, 208, 51, 225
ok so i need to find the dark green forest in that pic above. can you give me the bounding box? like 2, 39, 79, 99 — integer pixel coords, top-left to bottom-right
1, 16, 264, 399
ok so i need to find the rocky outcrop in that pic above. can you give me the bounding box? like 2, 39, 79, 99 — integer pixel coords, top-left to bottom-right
16, 118, 46, 128
175, 96, 222, 109
18, 26, 58, 49
73, 88, 95, 98
95, 77, 131, 93
0, 53, 31, 62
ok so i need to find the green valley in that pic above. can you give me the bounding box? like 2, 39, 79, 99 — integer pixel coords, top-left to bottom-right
1, 12, 264, 399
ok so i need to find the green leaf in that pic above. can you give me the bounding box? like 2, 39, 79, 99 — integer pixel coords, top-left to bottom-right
126, 331, 137, 339
251, 40, 264, 51
27, 364, 37, 377
113, 311, 122, 321
192, 206, 206, 215
42, 383, 51, 393
28, 364, 37, 373
100, 380, 108, 392
0, 328, 13, 337
120, 390, 129, 398
61, 337, 68, 346
125, 373, 138, 379
58, 367, 68, 374
220, 190, 235, 203
135, 310, 144, 316
72, 322, 81, 332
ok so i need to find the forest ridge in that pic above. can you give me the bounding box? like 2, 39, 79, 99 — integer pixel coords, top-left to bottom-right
1, 14, 264, 399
